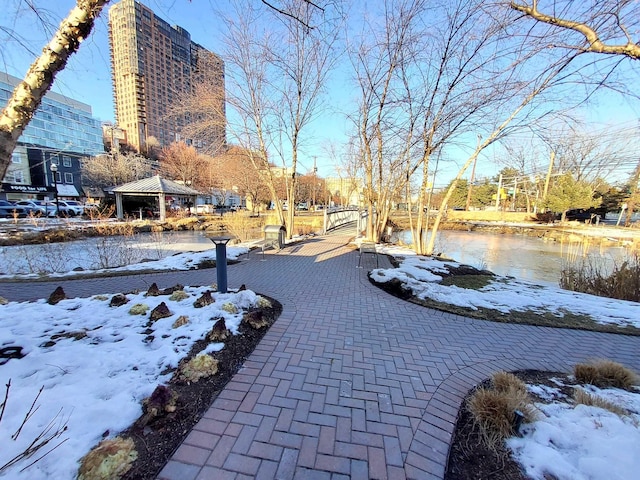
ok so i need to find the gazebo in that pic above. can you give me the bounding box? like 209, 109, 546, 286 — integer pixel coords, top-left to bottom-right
112, 175, 200, 221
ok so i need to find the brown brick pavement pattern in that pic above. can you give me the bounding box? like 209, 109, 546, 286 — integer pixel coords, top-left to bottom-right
2, 234, 639, 479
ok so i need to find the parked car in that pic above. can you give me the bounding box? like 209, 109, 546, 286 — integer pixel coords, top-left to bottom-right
0, 200, 27, 218
83, 202, 101, 216
57, 200, 85, 216
195, 204, 215, 214
13, 200, 57, 217
40, 201, 60, 216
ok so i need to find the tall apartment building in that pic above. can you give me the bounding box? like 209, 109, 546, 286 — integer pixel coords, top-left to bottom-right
0, 72, 103, 201
108, 0, 225, 154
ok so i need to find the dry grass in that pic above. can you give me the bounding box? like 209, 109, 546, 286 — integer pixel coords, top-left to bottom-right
467, 371, 537, 448
560, 254, 640, 303
224, 212, 265, 242
492, 371, 527, 395
574, 360, 638, 390
573, 388, 627, 416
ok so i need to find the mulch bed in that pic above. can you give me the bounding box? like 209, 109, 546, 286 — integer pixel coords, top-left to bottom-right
119, 296, 282, 480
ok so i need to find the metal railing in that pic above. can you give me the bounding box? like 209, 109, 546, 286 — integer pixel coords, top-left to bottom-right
323, 206, 364, 234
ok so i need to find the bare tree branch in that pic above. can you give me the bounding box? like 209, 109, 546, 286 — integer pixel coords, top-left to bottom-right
260, 0, 325, 30
0, 0, 110, 179
510, 0, 640, 59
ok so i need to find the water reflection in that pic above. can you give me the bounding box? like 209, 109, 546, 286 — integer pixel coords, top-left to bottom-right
398, 230, 630, 286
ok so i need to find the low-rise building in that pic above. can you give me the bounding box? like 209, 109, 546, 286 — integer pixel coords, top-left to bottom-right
0, 72, 104, 202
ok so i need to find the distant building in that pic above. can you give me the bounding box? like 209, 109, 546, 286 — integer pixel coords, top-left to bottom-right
325, 176, 363, 207
0, 72, 103, 201
102, 122, 128, 152
108, 0, 226, 154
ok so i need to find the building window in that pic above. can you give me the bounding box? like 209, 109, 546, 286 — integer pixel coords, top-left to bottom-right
54, 172, 62, 183
50, 155, 59, 166
63, 155, 72, 167
11, 152, 22, 164
64, 172, 74, 184
12, 171, 24, 183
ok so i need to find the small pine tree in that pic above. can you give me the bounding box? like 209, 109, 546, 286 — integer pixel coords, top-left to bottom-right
544, 173, 600, 221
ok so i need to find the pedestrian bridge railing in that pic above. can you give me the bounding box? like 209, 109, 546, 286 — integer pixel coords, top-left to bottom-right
323, 207, 367, 235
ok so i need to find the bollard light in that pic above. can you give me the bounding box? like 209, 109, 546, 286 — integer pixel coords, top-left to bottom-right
208, 236, 232, 293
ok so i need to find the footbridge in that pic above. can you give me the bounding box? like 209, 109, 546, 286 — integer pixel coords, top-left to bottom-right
322, 206, 368, 235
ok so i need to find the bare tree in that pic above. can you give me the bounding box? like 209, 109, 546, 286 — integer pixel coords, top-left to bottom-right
158, 141, 205, 189
0, 0, 110, 179
215, 146, 271, 211
82, 151, 152, 187
350, 0, 424, 242
269, 0, 340, 238
169, 53, 227, 158
211, 0, 340, 235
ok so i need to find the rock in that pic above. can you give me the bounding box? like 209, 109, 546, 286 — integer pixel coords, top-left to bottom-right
145, 283, 161, 296
47, 286, 66, 305
161, 284, 184, 295
243, 310, 269, 329
109, 293, 129, 307
137, 385, 179, 427
149, 302, 172, 322
172, 315, 189, 328
209, 318, 230, 341
194, 290, 214, 308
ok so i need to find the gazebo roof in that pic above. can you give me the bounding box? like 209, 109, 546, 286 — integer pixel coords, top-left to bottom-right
112, 175, 200, 195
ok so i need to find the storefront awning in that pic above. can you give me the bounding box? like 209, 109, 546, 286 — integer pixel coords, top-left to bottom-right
55, 184, 80, 197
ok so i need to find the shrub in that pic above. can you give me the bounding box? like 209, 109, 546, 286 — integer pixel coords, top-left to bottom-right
467, 372, 536, 448
492, 371, 527, 395
128, 303, 149, 315
224, 212, 264, 242
256, 296, 272, 308
221, 302, 238, 314
180, 354, 219, 383
169, 290, 189, 301
77, 437, 137, 480
574, 360, 638, 390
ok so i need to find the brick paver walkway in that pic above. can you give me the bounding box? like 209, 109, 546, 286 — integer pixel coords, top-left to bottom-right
3, 233, 639, 479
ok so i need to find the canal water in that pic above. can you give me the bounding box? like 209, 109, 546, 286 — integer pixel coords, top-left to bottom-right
396, 230, 632, 286
0, 229, 633, 286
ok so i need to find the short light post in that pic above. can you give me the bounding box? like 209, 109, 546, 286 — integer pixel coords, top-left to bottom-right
208, 236, 232, 293
50, 163, 60, 217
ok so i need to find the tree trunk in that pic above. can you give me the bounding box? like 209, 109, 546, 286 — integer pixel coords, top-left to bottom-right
0, 0, 110, 179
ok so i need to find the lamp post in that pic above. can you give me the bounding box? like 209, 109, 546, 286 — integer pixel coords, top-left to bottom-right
208, 236, 232, 293
50, 163, 60, 217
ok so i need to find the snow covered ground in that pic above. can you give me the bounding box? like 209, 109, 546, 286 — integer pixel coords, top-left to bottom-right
372, 245, 640, 329
0, 235, 247, 279
509, 381, 640, 480
0, 283, 268, 479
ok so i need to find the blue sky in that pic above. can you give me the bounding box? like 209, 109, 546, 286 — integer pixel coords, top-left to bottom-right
1, 0, 639, 183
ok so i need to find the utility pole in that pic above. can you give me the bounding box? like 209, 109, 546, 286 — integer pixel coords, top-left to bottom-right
312, 156, 317, 207
495, 173, 503, 210
465, 153, 478, 211
543, 151, 555, 200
